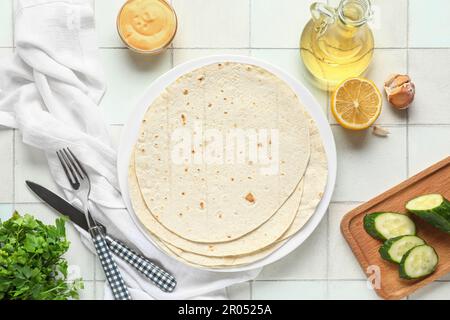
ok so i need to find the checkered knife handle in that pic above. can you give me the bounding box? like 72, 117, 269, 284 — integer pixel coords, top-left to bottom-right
105, 235, 177, 293
91, 230, 132, 300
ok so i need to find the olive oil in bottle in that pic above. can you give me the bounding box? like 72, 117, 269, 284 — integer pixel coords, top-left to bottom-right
300, 0, 374, 90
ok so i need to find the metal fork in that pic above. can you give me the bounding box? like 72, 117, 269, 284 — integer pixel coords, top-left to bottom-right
57, 148, 132, 300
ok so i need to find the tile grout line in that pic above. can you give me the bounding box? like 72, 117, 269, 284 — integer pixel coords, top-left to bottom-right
252, 279, 450, 282
405, 0, 410, 181
14, 200, 346, 205
325, 212, 330, 299
405, 1, 409, 300
248, 0, 252, 298
248, 0, 252, 50
406, 0, 410, 58
13, 189, 450, 206
92, 0, 97, 301
330, 201, 363, 205
11, 1, 15, 210
106, 123, 450, 127
94, 46, 450, 50
0, 200, 384, 205
323, 21, 330, 292
12, 130, 15, 207
169, 0, 174, 67
249, 0, 253, 282
329, 123, 450, 127
11, 0, 14, 47
399, 123, 450, 127
93, 259, 98, 296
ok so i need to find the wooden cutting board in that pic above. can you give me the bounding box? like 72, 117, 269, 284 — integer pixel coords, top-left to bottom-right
341, 156, 450, 300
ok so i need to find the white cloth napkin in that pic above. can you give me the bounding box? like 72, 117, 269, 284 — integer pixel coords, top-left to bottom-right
0, 0, 259, 299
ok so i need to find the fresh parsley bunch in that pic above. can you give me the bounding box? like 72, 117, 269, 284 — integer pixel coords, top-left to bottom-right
0, 212, 83, 300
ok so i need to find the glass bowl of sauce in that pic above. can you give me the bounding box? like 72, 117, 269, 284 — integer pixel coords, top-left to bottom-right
117, 0, 177, 54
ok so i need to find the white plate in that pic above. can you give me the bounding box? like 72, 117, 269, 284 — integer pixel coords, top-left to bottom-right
117, 55, 336, 272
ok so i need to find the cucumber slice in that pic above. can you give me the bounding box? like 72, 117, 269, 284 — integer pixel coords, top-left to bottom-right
406, 194, 450, 233
379, 235, 425, 263
399, 245, 438, 279
364, 212, 416, 241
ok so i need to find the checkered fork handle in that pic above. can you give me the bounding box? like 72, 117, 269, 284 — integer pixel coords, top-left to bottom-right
91, 232, 132, 300
105, 235, 177, 293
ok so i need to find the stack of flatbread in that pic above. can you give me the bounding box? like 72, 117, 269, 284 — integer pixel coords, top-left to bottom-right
128, 62, 328, 268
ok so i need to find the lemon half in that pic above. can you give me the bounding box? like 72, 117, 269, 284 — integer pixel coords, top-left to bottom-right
331, 77, 382, 130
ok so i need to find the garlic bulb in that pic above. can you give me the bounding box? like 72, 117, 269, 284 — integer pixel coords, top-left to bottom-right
384, 74, 415, 109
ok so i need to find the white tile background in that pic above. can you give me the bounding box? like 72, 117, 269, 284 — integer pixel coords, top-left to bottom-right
0, 0, 449, 300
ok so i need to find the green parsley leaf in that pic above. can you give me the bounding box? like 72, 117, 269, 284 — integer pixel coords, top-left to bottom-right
0, 212, 83, 300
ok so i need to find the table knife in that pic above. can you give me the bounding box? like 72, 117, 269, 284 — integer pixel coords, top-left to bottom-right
25, 180, 177, 293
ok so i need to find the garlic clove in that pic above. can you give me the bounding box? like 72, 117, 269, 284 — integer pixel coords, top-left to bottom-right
372, 125, 390, 137
384, 74, 415, 110
385, 74, 410, 90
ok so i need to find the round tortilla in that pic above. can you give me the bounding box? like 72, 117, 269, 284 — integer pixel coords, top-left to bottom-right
150, 117, 327, 267
128, 152, 304, 256
158, 237, 287, 268
278, 119, 328, 240
134, 62, 310, 242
